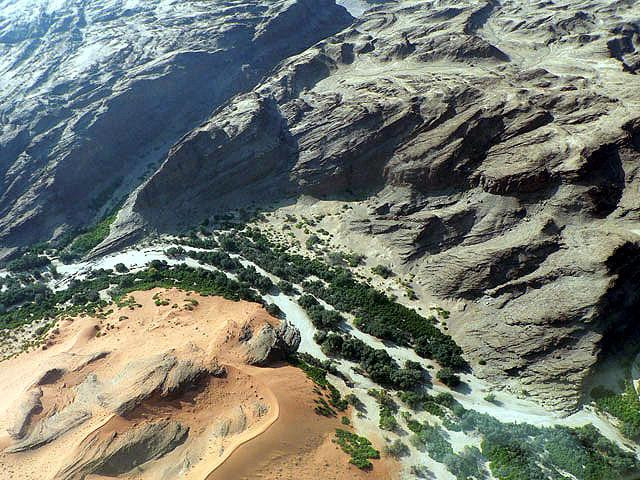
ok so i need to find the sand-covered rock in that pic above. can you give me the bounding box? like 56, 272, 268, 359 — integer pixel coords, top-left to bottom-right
56, 420, 189, 480
6, 387, 42, 440
0, 289, 305, 479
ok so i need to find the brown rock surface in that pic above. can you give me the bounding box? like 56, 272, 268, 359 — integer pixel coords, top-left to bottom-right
110, 0, 640, 408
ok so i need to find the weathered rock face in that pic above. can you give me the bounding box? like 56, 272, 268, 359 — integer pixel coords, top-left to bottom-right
56, 420, 189, 480
6, 352, 221, 453
112, 0, 640, 407
0, 0, 353, 255
243, 319, 301, 365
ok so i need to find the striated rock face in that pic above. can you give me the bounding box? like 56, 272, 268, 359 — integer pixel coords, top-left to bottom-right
0, 0, 353, 254
113, 0, 640, 407
6, 352, 222, 453
56, 420, 189, 480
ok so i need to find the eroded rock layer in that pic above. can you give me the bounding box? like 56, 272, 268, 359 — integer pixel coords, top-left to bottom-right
115, 0, 640, 407
0, 0, 352, 252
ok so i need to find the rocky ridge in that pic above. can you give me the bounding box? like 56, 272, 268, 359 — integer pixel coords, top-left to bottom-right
0, 0, 353, 254
109, 0, 640, 407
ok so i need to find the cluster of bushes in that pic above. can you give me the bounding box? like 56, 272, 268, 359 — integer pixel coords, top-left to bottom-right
277, 280, 297, 295
436, 367, 461, 388
398, 390, 456, 417
165, 247, 185, 258
304, 277, 465, 370
183, 250, 274, 294
298, 295, 344, 330
236, 266, 274, 294
0, 275, 110, 330
400, 394, 638, 480
369, 389, 399, 431
0, 262, 264, 330
221, 228, 465, 370
334, 429, 380, 469
371, 265, 393, 278
175, 236, 219, 249
592, 383, 640, 439
59, 215, 116, 262
325, 251, 364, 268
305, 234, 321, 249
264, 303, 283, 318
0, 279, 50, 312
407, 420, 487, 480
114, 262, 262, 304
288, 354, 347, 415
384, 439, 409, 459
315, 331, 423, 390
6, 253, 51, 272
452, 407, 640, 480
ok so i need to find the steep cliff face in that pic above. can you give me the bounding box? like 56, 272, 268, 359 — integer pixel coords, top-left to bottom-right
0, 0, 353, 254
111, 0, 640, 406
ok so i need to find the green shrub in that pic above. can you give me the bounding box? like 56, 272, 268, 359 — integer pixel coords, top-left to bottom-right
277, 280, 297, 295
305, 234, 321, 249
265, 303, 283, 318
61, 215, 116, 260
7, 253, 51, 272
437, 367, 461, 388
484, 392, 497, 403
593, 383, 640, 439
334, 429, 380, 469
371, 265, 393, 278
384, 439, 409, 459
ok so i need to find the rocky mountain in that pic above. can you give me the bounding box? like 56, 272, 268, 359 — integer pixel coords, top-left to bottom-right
101, 0, 640, 407
1, 0, 640, 409
0, 0, 352, 254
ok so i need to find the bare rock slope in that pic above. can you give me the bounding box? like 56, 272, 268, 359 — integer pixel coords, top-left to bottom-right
0, 0, 352, 253
115, 0, 640, 407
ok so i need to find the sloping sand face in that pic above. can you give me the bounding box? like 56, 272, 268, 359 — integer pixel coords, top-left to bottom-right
0, 289, 281, 480
0, 289, 394, 480
207, 363, 397, 480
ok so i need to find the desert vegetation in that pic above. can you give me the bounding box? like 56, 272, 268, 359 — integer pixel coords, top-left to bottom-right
216, 228, 466, 371
592, 383, 640, 439
334, 429, 380, 469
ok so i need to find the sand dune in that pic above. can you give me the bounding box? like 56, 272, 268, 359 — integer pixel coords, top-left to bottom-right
0, 288, 394, 479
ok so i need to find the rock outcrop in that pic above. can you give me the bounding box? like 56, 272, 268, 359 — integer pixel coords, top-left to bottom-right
114, 0, 640, 407
243, 319, 302, 365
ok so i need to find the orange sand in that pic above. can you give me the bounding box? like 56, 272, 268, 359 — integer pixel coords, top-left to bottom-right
0, 288, 396, 480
